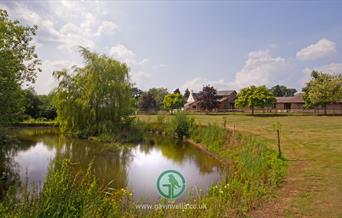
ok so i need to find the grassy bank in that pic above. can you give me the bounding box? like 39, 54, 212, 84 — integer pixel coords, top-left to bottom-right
138, 114, 342, 217
1, 119, 58, 128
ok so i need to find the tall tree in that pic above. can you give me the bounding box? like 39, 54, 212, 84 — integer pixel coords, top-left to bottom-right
163, 93, 185, 112
37, 94, 57, 120
235, 85, 276, 115
173, 88, 181, 94
22, 88, 42, 119
302, 71, 342, 115
184, 88, 190, 99
270, 85, 297, 97
197, 85, 218, 112
139, 92, 157, 112
53, 47, 133, 136
147, 88, 169, 110
0, 9, 41, 122
132, 87, 143, 109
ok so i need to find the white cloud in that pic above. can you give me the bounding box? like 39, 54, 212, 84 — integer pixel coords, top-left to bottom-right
317, 63, 342, 73
110, 44, 148, 66
34, 60, 77, 94
182, 49, 297, 91
110, 44, 137, 64
109, 44, 151, 88
302, 63, 342, 83
131, 71, 151, 86
181, 77, 231, 92
57, 22, 95, 51
296, 38, 336, 61
232, 49, 292, 89
95, 21, 118, 36
4, 2, 118, 52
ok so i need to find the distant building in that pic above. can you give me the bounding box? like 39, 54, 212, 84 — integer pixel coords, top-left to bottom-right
185, 91, 342, 114
273, 93, 342, 114
184, 90, 237, 112
274, 93, 305, 111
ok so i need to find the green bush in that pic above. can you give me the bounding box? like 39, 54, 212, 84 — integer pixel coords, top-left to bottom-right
169, 112, 195, 139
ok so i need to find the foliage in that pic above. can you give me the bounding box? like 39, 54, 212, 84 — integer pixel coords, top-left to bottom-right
0, 9, 41, 122
173, 88, 181, 94
22, 88, 57, 120
139, 92, 157, 112
270, 85, 297, 97
147, 88, 169, 110
0, 159, 132, 217
169, 112, 195, 139
163, 93, 185, 111
191, 124, 226, 152
302, 71, 342, 114
235, 85, 276, 115
131, 87, 143, 109
37, 94, 57, 120
184, 88, 190, 99
197, 85, 218, 111
52, 47, 134, 137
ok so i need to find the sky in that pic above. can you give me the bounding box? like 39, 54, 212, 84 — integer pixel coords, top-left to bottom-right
1, 0, 342, 94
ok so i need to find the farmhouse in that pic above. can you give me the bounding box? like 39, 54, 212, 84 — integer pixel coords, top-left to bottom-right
273, 93, 342, 114
184, 90, 237, 112
185, 91, 342, 114
274, 93, 305, 112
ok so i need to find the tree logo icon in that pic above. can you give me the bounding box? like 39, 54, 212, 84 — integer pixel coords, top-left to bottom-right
157, 170, 185, 200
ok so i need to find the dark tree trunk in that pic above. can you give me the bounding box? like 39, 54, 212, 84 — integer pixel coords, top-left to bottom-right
251, 106, 255, 115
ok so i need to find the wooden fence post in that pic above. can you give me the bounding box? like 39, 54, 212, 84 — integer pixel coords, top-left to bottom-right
277, 127, 282, 158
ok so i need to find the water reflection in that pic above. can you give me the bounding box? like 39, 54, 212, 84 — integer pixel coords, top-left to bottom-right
2, 128, 222, 202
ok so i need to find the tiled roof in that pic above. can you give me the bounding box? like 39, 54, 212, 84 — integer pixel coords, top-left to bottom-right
192, 90, 235, 98
217, 90, 236, 96
276, 93, 304, 103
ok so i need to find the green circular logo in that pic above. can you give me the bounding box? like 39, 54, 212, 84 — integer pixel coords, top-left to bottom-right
157, 170, 185, 200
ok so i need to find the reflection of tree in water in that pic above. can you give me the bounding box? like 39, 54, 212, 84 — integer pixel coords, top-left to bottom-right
145, 135, 223, 174
0, 129, 28, 199
54, 138, 133, 190
0, 128, 223, 199
13, 128, 61, 151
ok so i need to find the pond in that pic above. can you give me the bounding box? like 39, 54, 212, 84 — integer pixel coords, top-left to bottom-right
1, 128, 223, 202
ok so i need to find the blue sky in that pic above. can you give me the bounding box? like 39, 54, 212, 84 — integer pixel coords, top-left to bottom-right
1, 1, 342, 94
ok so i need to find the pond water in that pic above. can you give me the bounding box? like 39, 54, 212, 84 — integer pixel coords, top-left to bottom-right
2, 128, 223, 202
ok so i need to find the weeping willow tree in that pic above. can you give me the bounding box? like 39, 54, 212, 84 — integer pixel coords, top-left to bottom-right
52, 47, 134, 137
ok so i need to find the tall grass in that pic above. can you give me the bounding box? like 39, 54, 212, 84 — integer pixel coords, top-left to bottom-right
0, 160, 133, 217
191, 124, 226, 152
208, 140, 286, 216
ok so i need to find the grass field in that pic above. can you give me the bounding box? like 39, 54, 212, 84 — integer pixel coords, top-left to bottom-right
138, 114, 342, 217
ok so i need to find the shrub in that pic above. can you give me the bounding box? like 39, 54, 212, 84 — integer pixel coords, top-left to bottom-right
169, 112, 195, 140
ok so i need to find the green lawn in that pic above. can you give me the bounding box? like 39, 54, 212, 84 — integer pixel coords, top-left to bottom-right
138, 114, 342, 217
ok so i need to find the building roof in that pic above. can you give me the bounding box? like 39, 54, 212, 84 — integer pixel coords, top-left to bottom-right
276, 93, 304, 103
191, 90, 236, 98
217, 90, 236, 96
217, 96, 229, 102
